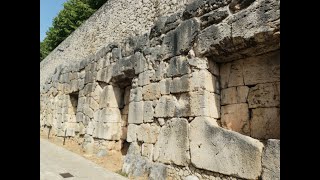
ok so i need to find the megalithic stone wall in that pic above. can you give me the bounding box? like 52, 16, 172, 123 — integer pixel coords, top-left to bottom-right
40, 0, 280, 179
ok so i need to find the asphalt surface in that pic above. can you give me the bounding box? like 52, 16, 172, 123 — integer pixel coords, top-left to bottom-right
40, 138, 128, 180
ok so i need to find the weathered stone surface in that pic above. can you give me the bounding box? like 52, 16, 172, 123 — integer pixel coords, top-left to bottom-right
174, 93, 191, 118
161, 18, 200, 60
99, 85, 124, 108
142, 143, 154, 160
170, 75, 190, 93
138, 70, 152, 86
190, 118, 264, 179
184, 175, 199, 180
148, 162, 167, 180
137, 123, 160, 144
167, 56, 191, 77
221, 103, 250, 136
248, 82, 280, 108
190, 90, 220, 118
160, 79, 171, 95
143, 101, 154, 123
122, 155, 149, 178
93, 122, 121, 140
154, 95, 176, 118
190, 70, 219, 93
243, 51, 280, 85
262, 139, 280, 180
94, 108, 121, 123
129, 87, 143, 102
128, 101, 144, 124
142, 83, 161, 101
220, 61, 244, 88
127, 124, 138, 142
221, 86, 249, 105
182, 0, 231, 19
251, 108, 280, 139
199, 8, 229, 29
134, 52, 148, 74
187, 57, 208, 69
82, 135, 94, 154
154, 118, 190, 166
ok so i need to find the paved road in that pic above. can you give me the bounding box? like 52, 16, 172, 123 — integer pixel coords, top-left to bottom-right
40, 138, 128, 180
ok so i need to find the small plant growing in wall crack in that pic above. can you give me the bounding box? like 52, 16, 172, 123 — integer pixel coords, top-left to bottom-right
116, 170, 128, 177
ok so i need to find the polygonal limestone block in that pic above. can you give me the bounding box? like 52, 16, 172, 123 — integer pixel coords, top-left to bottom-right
154, 118, 190, 166
134, 52, 148, 74
190, 90, 220, 118
174, 93, 191, 118
187, 57, 208, 70
94, 108, 121, 123
148, 162, 167, 180
160, 79, 171, 95
137, 123, 160, 144
127, 124, 138, 142
128, 101, 144, 124
154, 95, 176, 118
243, 51, 280, 85
248, 82, 280, 108
85, 121, 94, 135
142, 83, 161, 101
143, 101, 154, 123
167, 56, 191, 77
129, 87, 143, 102
82, 135, 94, 154
93, 122, 121, 140
161, 18, 200, 60
96, 64, 113, 83
220, 60, 244, 89
221, 86, 249, 105
170, 75, 190, 93
99, 85, 124, 109
190, 118, 264, 179
190, 70, 219, 93
138, 70, 153, 87
182, 0, 230, 19
142, 143, 154, 160
151, 61, 168, 82
262, 139, 280, 180
195, 22, 231, 57
221, 103, 250, 136
251, 108, 280, 139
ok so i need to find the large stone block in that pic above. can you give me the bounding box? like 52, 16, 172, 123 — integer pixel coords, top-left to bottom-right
182, 0, 231, 19
142, 143, 154, 160
243, 51, 280, 85
138, 70, 152, 87
142, 83, 161, 101
220, 61, 244, 89
129, 87, 143, 102
251, 108, 280, 139
248, 82, 280, 108
190, 70, 219, 93
127, 124, 138, 142
93, 122, 121, 140
134, 52, 148, 74
221, 103, 250, 136
94, 108, 121, 123
160, 79, 171, 95
262, 139, 280, 180
161, 18, 200, 60
221, 86, 249, 105
137, 123, 160, 144
143, 101, 154, 123
128, 101, 144, 124
154, 118, 190, 166
170, 75, 190, 93
190, 90, 220, 118
154, 95, 176, 118
167, 56, 191, 77
99, 85, 124, 109
190, 118, 264, 179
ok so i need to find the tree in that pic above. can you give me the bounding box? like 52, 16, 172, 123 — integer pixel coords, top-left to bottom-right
40, 0, 108, 62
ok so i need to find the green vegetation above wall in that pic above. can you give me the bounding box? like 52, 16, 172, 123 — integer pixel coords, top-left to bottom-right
40, 0, 108, 62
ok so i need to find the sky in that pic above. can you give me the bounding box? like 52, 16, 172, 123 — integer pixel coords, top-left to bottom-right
40, 0, 68, 42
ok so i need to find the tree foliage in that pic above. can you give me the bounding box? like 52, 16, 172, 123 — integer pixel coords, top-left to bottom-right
40, 0, 108, 61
